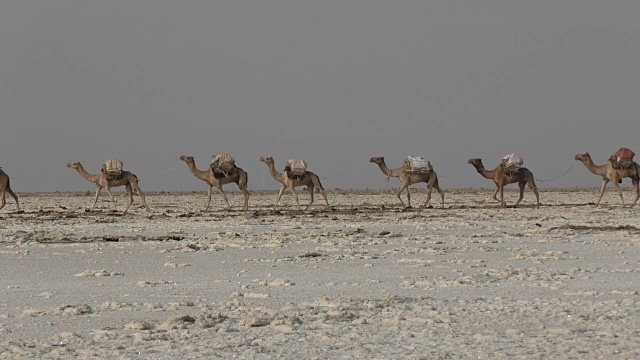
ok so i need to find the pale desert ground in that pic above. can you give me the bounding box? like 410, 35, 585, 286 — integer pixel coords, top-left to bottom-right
0, 188, 639, 359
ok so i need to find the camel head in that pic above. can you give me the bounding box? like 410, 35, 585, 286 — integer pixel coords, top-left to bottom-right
179, 155, 195, 163
259, 156, 274, 165
468, 158, 483, 166
468, 158, 486, 171
574, 153, 590, 162
67, 161, 82, 169
369, 157, 385, 165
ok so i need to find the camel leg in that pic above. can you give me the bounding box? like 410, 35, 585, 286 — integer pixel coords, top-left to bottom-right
7, 188, 19, 211
274, 185, 287, 209
241, 188, 250, 211
612, 180, 625, 207
396, 184, 409, 208
529, 182, 540, 208
596, 179, 609, 206
122, 185, 134, 215
215, 185, 232, 210
318, 188, 330, 209
304, 186, 314, 210
514, 182, 526, 208
205, 185, 213, 211
426, 183, 445, 209
499, 184, 506, 207
0, 190, 5, 211
239, 185, 250, 211
105, 187, 117, 210
92, 187, 103, 210
422, 184, 432, 208
493, 185, 500, 202
632, 179, 640, 207
290, 186, 301, 210
133, 185, 150, 211
310, 176, 329, 209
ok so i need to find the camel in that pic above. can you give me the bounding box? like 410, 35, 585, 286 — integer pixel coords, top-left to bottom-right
468, 158, 540, 208
0, 167, 20, 212
66, 161, 149, 214
179, 155, 250, 211
259, 156, 329, 210
574, 152, 639, 207
369, 157, 445, 209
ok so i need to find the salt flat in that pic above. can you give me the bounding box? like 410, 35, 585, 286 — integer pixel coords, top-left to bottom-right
0, 189, 639, 359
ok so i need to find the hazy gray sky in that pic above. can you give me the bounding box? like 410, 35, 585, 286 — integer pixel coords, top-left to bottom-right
1, 1, 639, 192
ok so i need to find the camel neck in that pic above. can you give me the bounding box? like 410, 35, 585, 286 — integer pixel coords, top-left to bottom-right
475, 165, 495, 180
186, 161, 210, 181
266, 162, 283, 183
75, 165, 100, 183
581, 158, 607, 176
377, 162, 400, 178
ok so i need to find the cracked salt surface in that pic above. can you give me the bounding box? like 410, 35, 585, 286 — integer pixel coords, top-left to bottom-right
0, 189, 639, 358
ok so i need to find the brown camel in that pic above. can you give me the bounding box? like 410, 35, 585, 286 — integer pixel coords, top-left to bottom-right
369, 157, 445, 208
67, 161, 149, 214
574, 152, 639, 207
468, 158, 540, 208
179, 155, 250, 211
0, 167, 20, 212
259, 156, 329, 210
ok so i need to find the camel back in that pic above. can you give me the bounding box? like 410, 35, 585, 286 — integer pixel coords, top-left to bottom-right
611, 148, 636, 170
103, 159, 123, 176
286, 158, 307, 176
502, 153, 523, 173
613, 147, 635, 162
211, 153, 236, 173
404, 156, 431, 173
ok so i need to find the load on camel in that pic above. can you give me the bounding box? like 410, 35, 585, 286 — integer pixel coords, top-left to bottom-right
210, 153, 237, 178
501, 153, 524, 175
609, 148, 637, 180
101, 159, 124, 181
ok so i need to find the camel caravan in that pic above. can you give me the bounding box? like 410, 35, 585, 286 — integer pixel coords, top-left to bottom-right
1, 147, 639, 214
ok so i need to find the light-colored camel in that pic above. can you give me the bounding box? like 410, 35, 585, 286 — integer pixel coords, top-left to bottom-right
67, 161, 149, 214
0, 167, 20, 212
574, 152, 639, 207
369, 157, 445, 208
179, 155, 250, 211
259, 156, 329, 210
468, 158, 540, 208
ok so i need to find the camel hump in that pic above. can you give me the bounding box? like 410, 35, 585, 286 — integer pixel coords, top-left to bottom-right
405, 155, 431, 173
612, 147, 635, 162
104, 159, 123, 172
502, 153, 523, 172
211, 153, 236, 174
102, 159, 124, 180
212, 153, 235, 166
286, 158, 307, 176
